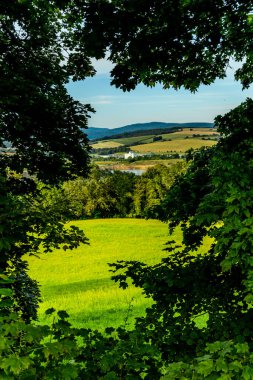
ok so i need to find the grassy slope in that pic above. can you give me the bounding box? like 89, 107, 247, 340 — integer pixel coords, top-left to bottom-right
91, 128, 218, 155
92, 141, 124, 149
111, 128, 218, 146
165, 128, 218, 136
27, 219, 174, 329
112, 135, 156, 145
27, 218, 213, 330
132, 138, 216, 153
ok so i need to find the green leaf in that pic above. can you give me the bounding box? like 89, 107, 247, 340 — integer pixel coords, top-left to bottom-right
221, 258, 232, 272
57, 310, 69, 319
242, 366, 253, 380
0, 337, 9, 350
102, 372, 119, 380
45, 308, 56, 315
228, 360, 243, 372
0, 299, 13, 308
235, 343, 249, 354
60, 365, 79, 379
196, 360, 214, 376
1, 356, 32, 375
105, 327, 115, 334
215, 358, 228, 372
0, 274, 14, 284
218, 374, 232, 380
0, 288, 13, 296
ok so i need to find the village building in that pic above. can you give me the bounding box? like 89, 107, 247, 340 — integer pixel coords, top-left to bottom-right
124, 151, 139, 159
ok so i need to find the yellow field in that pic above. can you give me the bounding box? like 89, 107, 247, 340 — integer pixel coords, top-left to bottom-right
132, 138, 216, 153
172, 128, 218, 136
92, 141, 123, 149
109, 128, 219, 146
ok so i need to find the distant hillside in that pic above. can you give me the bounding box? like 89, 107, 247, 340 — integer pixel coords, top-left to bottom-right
93, 127, 181, 141
86, 122, 213, 140
86, 127, 111, 140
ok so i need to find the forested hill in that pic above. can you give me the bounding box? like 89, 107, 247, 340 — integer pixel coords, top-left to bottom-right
86, 122, 213, 140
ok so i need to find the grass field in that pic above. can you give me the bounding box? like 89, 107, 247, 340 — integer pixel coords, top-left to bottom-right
168, 128, 218, 137
111, 128, 219, 146
132, 138, 216, 153
27, 219, 177, 330
92, 141, 124, 149
112, 135, 156, 145
27, 218, 213, 330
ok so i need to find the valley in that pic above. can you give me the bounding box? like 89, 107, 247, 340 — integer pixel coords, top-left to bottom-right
91, 126, 219, 170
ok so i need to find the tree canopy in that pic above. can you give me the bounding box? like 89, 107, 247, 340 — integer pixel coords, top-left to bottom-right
71, 0, 253, 91
0, 0, 93, 319
0, 0, 93, 183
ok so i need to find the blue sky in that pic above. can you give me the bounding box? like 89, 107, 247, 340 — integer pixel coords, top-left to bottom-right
66, 59, 253, 129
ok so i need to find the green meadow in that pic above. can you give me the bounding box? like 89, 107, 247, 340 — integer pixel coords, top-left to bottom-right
27, 219, 173, 329
27, 218, 211, 330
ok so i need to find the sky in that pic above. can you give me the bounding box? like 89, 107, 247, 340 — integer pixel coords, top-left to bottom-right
66, 58, 253, 130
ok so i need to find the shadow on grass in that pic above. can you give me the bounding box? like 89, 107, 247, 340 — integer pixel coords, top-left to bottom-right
44, 277, 114, 296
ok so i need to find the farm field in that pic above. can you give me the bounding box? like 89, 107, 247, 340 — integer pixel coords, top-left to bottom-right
91, 128, 218, 155
27, 218, 212, 330
111, 135, 156, 145
111, 128, 219, 146
167, 127, 218, 137
27, 219, 173, 329
91, 127, 218, 169
92, 140, 124, 149
131, 138, 216, 153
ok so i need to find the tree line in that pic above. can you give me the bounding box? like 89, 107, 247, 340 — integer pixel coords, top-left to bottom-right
40, 163, 186, 220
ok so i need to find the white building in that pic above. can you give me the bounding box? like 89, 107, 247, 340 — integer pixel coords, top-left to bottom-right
124, 151, 138, 159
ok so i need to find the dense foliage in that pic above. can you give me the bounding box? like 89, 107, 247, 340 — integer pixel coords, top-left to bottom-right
0, 0, 92, 319
133, 162, 186, 217
58, 167, 137, 219
110, 99, 253, 378
2, 0, 253, 378
71, 0, 253, 91
1, 0, 93, 182
0, 308, 162, 379
40, 164, 186, 220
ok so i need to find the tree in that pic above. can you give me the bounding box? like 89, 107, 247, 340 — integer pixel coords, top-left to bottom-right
71, 0, 253, 91
111, 98, 253, 377
0, 0, 93, 320
62, 167, 137, 218
1, 0, 94, 182
133, 163, 186, 217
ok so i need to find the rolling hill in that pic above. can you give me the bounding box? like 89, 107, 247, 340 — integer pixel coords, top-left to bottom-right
91, 127, 219, 156
86, 121, 213, 140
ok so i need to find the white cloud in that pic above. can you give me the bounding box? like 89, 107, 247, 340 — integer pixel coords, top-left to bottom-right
81, 95, 116, 105
91, 58, 114, 74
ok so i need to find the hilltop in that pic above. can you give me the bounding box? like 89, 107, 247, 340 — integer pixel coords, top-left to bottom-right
86, 121, 213, 140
